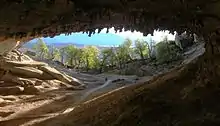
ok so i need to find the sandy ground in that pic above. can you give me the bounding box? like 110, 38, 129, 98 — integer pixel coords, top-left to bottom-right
0, 67, 139, 126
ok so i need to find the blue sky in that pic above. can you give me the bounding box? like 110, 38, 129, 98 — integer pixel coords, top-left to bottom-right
29, 27, 175, 46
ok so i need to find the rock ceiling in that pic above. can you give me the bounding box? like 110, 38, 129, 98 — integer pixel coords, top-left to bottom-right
0, 0, 219, 41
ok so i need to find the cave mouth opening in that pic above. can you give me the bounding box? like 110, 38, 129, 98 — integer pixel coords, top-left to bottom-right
19, 27, 176, 65
17, 26, 203, 75
23, 27, 176, 47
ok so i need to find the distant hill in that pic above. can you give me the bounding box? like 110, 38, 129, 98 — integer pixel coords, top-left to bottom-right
21, 40, 112, 52
46, 42, 85, 48
23, 41, 85, 49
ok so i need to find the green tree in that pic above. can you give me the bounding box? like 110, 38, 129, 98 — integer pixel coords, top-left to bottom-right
74, 48, 83, 68
59, 47, 66, 64
65, 45, 79, 66
53, 47, 61, 61
59, 46, 83, 68
146, 38, 156, 59
81, 46, 99, 71
115, 38, 133, 69
155, 40, 181, 64
134, 39, 148, 62
33, 38, 49, 59
123, 38, 133, 61
99, 48, 116, 73
48, 46, 60, 61
107, 47, 117, 69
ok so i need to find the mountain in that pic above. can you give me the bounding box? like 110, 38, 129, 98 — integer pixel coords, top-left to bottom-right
43, 33, 125, 46
22, 40, 85, 49
24, 32, 125, 46
46, 42, 85, 48
22, 40, 114, 52
22, 32, 126, 50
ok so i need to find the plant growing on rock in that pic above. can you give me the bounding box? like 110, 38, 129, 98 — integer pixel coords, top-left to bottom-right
155, 40, 182, 64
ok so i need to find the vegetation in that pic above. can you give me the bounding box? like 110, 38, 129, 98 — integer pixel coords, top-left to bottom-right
31, 37, 188, 73
33, 38, 49, 59
64, 45, 79, 66
81, 46, 99, 71
155, 41, 182, 64
98, 48, 115, 73
48, 45, 60, 61
134, 39, 148, 62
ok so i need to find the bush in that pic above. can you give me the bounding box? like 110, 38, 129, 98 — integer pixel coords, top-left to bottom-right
155, 41, 182, 64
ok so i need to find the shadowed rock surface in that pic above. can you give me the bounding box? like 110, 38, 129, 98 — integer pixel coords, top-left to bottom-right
0, 0, 219, 126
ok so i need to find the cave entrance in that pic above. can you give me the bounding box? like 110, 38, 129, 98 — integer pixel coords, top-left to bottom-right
19, 27, 178, 73
18, 27, 203, 76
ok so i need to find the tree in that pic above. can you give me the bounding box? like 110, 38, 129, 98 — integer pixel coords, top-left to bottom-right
74, 48, 83, 68
65, 45, 79, 66
107, 47, 117, 69
115, 38, 133, 69
99, 48, 116, 73
155, 40, 181, 64
123, 38, 133, 61
48, 46, 60, 61
134, 39, 148, 62
53, 48, 61, 61
81, 46, 99, 71
146, 37, 156, 59
59, 47, 67, 64
33, 38, 49, 59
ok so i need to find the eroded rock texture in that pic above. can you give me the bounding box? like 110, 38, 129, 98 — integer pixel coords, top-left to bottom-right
0, 50, 84, 95
0, 0, 219, 125
0, 0, 217, 39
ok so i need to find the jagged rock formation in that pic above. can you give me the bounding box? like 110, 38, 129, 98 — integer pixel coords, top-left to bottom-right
0, 0, 217, 39
0, 50, 85, 95
175, 32, 195, 50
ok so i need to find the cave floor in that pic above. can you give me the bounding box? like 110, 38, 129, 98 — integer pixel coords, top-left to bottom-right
0, 43, 205, 126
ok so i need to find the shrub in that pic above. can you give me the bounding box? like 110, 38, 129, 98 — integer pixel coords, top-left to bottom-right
155, 41, 182, 64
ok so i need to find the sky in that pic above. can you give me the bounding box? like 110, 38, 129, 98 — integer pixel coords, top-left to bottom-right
29, 27, 175, 46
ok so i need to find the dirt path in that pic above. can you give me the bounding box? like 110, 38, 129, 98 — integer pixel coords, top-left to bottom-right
79, 80, 112, 102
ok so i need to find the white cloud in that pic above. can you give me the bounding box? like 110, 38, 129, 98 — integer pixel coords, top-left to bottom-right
99, 27, 175, 43
152, 30, 175, 42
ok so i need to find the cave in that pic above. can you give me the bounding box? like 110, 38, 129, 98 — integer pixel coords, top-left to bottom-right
0, 0, 220, 126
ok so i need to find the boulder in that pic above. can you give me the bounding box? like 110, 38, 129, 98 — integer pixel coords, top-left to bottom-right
0, 86, 24, 96
0, 96, 17, 101
34, 79, 44, 86
0, 82, 18, 87
0, 98, 4, 104
3, 66, 54, 80
39, 66, 83, 86
0, 98, 11, 107
1, 73, 35, 86
0, 111, 14, 117
23, 85, 40, 95
39, 66, 71, 82
4, 60, 47, 67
